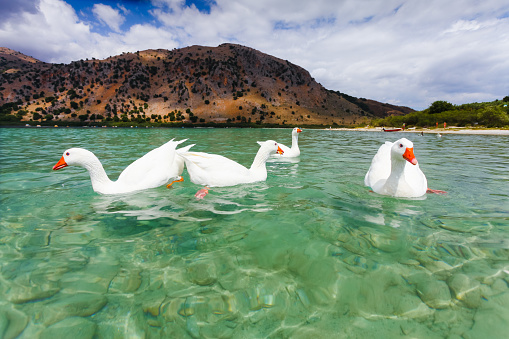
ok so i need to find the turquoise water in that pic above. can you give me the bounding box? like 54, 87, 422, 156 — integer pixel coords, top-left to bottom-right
1, 127, 508, 338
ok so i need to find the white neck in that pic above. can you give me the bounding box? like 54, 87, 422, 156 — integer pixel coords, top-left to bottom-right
81, 155, 114, 193
386, 156, 407, 187
249, 147, 271, 172
291, 133, 299, 150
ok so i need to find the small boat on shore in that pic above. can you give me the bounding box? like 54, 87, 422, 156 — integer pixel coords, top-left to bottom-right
382, 127, 402, 132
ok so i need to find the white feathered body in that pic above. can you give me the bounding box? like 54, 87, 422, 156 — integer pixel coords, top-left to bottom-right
271, 127, 301, 158
364, 139, 427, 198
181, 140, 281, 187
55, 139, 187, 194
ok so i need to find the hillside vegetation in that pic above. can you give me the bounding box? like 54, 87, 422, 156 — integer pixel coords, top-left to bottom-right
0, 44, 413, 127
371, 98, 509, 128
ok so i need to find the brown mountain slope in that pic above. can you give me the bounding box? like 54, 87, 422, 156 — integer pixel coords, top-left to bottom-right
0, 47, 44, 72
0, 44, 413, 125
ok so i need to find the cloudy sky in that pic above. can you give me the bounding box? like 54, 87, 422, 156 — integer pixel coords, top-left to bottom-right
1, 0, 508, 110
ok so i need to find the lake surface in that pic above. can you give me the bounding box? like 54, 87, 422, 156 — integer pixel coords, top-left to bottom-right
1, 127, 508, 338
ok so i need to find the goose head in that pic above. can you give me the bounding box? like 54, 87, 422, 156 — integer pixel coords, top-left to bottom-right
53, 148, 97, 170
256, 140, 284, 155
269, 140, 285, 155
392, 138, 418, 165
257, 140, 284, 155
293, 127, 302, 136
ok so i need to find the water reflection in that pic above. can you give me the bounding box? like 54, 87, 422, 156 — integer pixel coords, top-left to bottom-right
90, 182, 272, 220
267, 156, 301, 164
91, 190, 193, 221
363, 197, 425, 228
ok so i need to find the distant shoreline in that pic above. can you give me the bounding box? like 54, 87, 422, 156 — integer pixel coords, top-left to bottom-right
2, 124, 509, 135
326, 127, 509, 136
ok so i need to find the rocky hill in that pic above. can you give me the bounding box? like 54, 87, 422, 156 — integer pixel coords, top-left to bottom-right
0, 44, 413, 126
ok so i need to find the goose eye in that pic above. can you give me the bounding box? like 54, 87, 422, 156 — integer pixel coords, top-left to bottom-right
66, 152, 70, 156
399, 144, 403, 148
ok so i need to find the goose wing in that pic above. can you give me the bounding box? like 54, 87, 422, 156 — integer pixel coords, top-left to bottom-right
117, 139, 180, 188
181, 152, 250, 187
365, 141, 393, 187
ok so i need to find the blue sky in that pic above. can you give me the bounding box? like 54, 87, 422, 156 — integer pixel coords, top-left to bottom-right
1, 0, 508, 110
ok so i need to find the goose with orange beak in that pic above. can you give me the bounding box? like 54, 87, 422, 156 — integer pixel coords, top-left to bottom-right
364, 138, 444, 197
179, 140, 283, 199
52, 139, 190, 194
271, 127, 302, 158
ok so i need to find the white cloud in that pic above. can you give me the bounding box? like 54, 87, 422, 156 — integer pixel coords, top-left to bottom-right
0, 0, 180, 63
117, 4, 129, 15
1, 0, 508, 109
0, 0, 95, 62
444, 20, 482, 34
92, 3, 125, 32
121, 24, 178, 52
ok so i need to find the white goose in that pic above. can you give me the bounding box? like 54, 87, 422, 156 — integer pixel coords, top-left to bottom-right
269, 127, 302, 157
180, 140, 283, 198
364, 138, 428, 198
166, 143, 195, 188
53, 139, 189, 194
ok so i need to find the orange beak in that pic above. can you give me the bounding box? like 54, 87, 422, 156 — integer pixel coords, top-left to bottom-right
402, 147, 418, 165
53, 156, 68, 170
297, 128, 302, 133
277, 146, 284, 155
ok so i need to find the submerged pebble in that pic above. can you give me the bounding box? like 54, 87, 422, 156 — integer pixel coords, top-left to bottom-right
108, 268, 142, 293
40, 317, 96, 339
0, 306, 28, 339
416, 279, 451, 309
187, 261, 217, 286
448, 274, 481, 309
38, 293, 107, 326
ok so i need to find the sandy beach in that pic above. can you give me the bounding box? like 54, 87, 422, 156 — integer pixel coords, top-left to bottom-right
327, 127, 509, 136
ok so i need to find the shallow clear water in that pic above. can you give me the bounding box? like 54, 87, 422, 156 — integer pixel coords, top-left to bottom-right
1, 127, 508, 338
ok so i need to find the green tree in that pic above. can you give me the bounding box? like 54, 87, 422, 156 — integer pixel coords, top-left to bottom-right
429, 101, 454, 114
478, 106, 509, 127
16, 110, 28, 119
